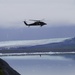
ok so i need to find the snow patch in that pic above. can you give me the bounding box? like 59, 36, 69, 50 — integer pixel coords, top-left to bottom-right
0, 38, 70, 48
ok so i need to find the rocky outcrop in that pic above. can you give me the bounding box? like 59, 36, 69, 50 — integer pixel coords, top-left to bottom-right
0, 58, 21, 75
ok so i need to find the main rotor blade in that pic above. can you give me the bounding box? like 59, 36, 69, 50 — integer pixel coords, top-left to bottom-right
29, 19, 41, 21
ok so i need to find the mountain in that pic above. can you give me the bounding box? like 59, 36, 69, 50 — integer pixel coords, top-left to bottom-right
0, 37, 75, 53
0, 58, 20, 75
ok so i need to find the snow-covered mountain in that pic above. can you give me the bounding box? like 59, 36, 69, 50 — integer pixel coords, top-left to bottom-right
0, 37, 75, 53
0, 38, 68, 48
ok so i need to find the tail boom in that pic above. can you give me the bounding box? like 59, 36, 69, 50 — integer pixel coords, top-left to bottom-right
23, 21, 29, 26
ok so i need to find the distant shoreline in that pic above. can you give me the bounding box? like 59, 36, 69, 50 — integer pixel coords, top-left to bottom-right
0, 52, 75, 57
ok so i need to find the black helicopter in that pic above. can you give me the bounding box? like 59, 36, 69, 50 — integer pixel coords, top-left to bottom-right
23, 20, 47, 27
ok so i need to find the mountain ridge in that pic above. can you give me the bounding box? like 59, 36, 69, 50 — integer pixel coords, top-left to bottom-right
0, 37, 75, 53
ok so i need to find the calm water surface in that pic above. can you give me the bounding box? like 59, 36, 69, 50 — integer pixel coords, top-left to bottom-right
1, 55, 75, 75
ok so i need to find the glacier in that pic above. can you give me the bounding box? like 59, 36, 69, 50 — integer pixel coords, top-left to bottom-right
0, 38, 70, 48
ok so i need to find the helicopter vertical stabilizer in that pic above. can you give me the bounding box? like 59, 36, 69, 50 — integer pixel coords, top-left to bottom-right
23, 21, 28, 26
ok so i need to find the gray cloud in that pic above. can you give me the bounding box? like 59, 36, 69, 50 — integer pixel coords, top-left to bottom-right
0, 26, 75, 41
0, 0, 75, 27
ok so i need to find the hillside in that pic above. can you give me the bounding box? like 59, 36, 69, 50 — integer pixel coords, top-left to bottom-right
0, 58, 20, 75
0, 37, 75, 53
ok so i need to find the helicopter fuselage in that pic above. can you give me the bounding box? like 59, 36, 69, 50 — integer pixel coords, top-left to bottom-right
23, 21, 47, 27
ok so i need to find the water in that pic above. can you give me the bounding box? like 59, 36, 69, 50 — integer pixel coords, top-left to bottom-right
1, 55, 75, 75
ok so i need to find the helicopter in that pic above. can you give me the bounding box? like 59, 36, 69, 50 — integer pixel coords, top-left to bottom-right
23, 20, 47, 27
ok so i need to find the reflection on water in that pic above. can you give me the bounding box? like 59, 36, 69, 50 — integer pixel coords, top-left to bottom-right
1, 55, 75, 75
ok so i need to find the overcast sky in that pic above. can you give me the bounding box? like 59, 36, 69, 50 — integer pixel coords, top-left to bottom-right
0, 0, 75, 41
0, 0, 75, 28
